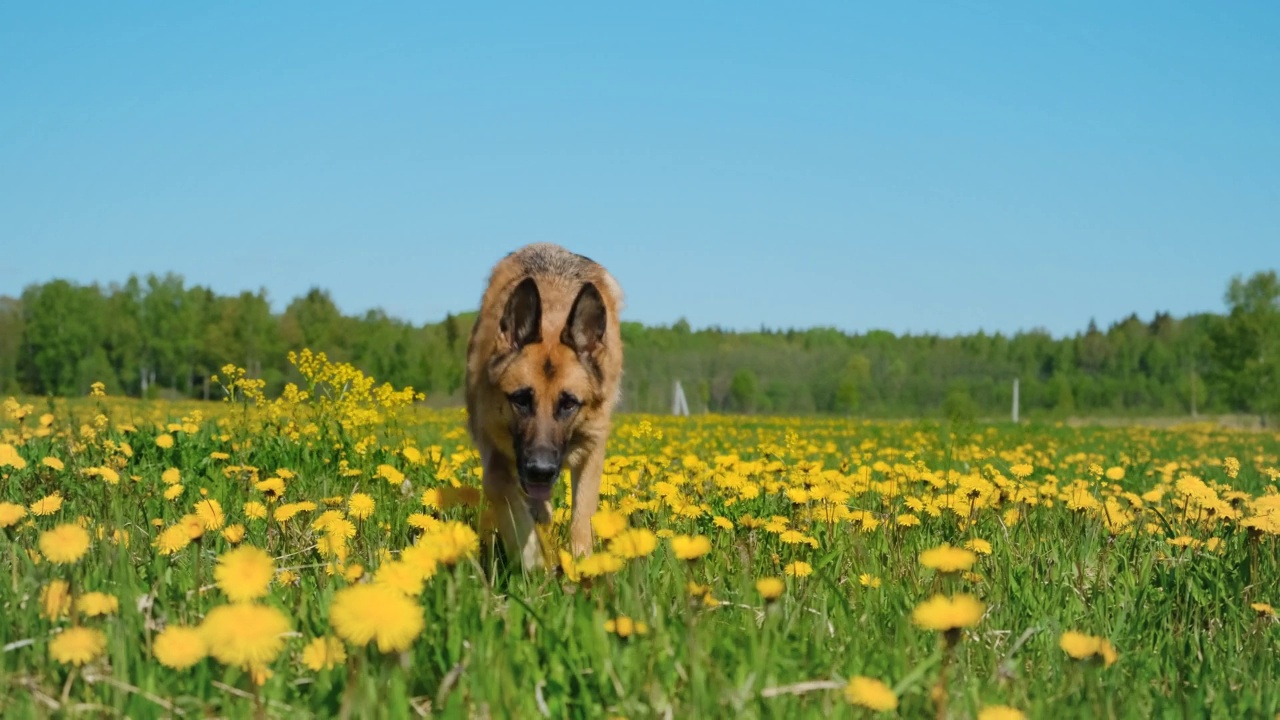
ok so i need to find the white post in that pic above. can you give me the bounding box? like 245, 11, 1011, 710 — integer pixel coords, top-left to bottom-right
1011, 378, 1020, 424
672, 380, 690, 416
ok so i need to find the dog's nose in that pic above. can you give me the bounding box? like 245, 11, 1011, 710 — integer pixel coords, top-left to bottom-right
523, 450, 560, 485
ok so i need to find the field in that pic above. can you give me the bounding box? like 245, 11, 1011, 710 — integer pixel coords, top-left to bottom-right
1, 352, 1278, 719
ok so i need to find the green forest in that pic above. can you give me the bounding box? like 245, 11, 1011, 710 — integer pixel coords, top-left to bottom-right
1, 270, 1277, 422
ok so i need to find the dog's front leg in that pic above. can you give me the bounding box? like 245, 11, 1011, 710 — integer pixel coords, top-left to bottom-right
482, 452, 545, 570
569, 446, 605, 557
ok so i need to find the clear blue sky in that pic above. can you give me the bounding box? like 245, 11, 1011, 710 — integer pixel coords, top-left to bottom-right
1, 2, 1276, 338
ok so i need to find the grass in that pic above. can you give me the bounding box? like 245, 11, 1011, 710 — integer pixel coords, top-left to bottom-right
0, 356, 1278, 718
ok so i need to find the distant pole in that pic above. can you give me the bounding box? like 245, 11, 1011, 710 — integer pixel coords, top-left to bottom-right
672, 380, 690, 416
1011, 378, 1020, 423
1189, 367, 1198, 417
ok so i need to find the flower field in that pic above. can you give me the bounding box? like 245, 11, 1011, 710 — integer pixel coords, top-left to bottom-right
1, 352, 1278, 718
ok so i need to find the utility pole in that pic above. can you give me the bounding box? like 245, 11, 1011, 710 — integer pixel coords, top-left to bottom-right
1012, 378, 1020, 424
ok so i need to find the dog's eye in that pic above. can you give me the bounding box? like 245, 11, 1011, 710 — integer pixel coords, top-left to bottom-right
507, 389, 534, 415
556, 393, 581, 418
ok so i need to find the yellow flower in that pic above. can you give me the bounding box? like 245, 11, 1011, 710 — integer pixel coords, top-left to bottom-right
843, 676, 897, 711
978, 706, 1027, 720
1251, 602, 1276, 617
42, 456, 65, 471
156, 524, 193, 555
603, 616, 649, 638
222, 524, 246, 544
577, 552, 624, 577
374, 559, 427, 597
911, 594, 985, 632
161, 467, 182, 485
200, 603, 291, 668
0, 501, 26, 528
756, 577, 785, 602
328, 583, 424, 653
153, 625, 208, 669
1224, 456, 1240, 479
164, 484, 185, 500
859, 573, 882, 588
214, 545, 276, 602
50, 626, 107, 666
41, 579, 71, 620
591, 510, 627, 540
30, 492, 64, 516
0, 443, 26, 470
39, 523, 91, 564
1059, 630, 1118, 666
608, 528, 658, 559
348, 492, 376, 520
784, 561, 813, 578
1009, 463, 1033, 478
195, 498, 226, 530
155, 433, 175, 449
919, 544, 977, 573
964, 538, 993, 555
301, 636, 347, 671
255, 477, 286, 499
670, 534, 711, 560
1105, 466, 1126, 481
77, 592, 119, 617
244, 501, 268, 520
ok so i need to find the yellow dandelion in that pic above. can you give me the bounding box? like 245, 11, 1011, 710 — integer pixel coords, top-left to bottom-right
30, 492, 64, 516
603, 616, 649, 638
39, 523, 91, 564
328, 583, 424, 653
859, 573, 882, 588
919, 543, 977, 573
348, 492, 375, 520
161, 467, 181, 484
911, 594, 985, 632
301, 636, 347, 671
50, 626, 107, 666
608, 528, 658, 559
591, 509, 628, 540
0, 501, 27, 528
77, 591, 119, 617
222, 524, 246, 544
164, 484, 185, 500
843, 676, 897, 711
41, 579, 71, 620
42, 456, 65, 471
670, 534, 711, 560
243, 501, 268, 520
755, 576, 785, 602
214, 545, 276, 602
156, 524, 193, 555
155, 433, 175, 449
153, 625, 208, 669
200, 603, 291, 668
978, 706, 1027, 720
784, 561, 813, 578
194, 498, 226, 531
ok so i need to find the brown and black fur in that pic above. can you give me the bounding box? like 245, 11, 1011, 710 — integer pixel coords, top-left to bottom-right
465, 243, 624, 569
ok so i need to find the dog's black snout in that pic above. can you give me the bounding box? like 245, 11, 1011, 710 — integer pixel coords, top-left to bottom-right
522, 449, 560, 485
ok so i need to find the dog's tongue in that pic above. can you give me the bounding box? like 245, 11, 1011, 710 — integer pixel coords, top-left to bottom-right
525, 482, 554, 503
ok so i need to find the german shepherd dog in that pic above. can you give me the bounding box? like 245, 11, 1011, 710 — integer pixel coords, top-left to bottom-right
465, 244, 623, 569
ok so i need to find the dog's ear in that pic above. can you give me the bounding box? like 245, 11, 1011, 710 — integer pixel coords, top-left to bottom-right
561, 282, 606, 354
500, 277, 542, 350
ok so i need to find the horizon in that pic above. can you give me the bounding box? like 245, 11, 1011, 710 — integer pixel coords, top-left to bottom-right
3, 4, 1278, 338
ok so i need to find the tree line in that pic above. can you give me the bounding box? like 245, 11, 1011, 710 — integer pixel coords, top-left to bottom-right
1, 270, 1276, 422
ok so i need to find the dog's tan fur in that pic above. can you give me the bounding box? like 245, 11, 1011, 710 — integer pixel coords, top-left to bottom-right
465, 243, 623, 568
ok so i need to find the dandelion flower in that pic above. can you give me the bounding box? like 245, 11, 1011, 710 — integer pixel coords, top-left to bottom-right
784, 561, 813, 578
756, 577, 785, 602
1059, 630, 1118, 666
77, 592, 119, 617
195, 499, 226, 531
843, 676, 897, 711
577, 552, 624, 577
155, 433, 174, 449
153, 625, 208, 669
200, 603, 291, 668
301, 636, 347, 671
348, 492, 375, 520
39, 523, 91, 564
670, 534, 711, 560
156, 524, 193, 555
222, 524, 246, 544
603, 616, 649, 638
859, 573, 882, 588
42, 456, 65, 471
164, 484, 184, 500
591, 510, 627, 540
1250, 602, 1276, 617
919, 544, 976, 573
41, 579, 71, 620
214, 545, 276, 602
50, 626, 107, 666
329, 583, 424, 653
162, 467, 181, 484
608, 528, 658, 559
0, 501, 26, 528
244, 501, 268, 520
911, 594, 985, 632
30, 492, 64, 516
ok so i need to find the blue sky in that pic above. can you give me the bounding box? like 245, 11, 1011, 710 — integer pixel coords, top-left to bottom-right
1, 2, 1276, 337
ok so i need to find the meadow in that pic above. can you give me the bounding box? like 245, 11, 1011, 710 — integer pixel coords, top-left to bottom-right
1, 350, 1278, 719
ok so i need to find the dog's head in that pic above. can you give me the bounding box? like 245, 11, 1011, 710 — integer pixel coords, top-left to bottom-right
492, 276, 607, 502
